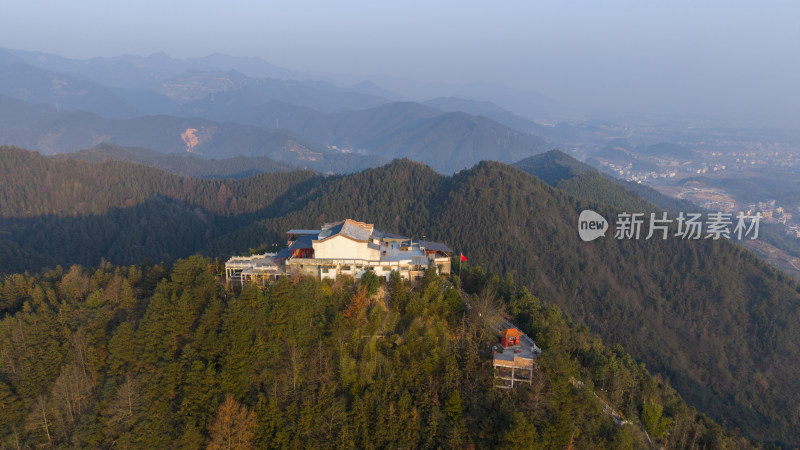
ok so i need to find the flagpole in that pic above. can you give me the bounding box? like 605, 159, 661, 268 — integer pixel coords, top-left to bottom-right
459, 252, 463, 280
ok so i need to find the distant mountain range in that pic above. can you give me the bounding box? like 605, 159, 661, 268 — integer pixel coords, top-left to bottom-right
164, 70, 389, 113
0, 89, 549, 173
0, 55, 145, 119
0, 95, 333, 163
0, 46, 558, 173
7, 46, 689, 174
3, 47, 302, 89
193, 100, 549, 172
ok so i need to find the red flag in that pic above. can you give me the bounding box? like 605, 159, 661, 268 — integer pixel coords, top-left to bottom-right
460, 254, 467, 262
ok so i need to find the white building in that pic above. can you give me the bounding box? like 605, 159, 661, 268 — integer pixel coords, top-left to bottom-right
226, 219, 452, 284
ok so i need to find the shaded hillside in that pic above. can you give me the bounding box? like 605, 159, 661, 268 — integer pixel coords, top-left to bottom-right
0, 146, 321, 272
514, 150, 698, 214
57, 144, 297, 178
2, 147, 799, 444
0, 146, 324, 219
514, 149, 595, 185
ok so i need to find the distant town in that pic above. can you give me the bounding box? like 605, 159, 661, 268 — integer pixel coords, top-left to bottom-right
571, 136, 800, 240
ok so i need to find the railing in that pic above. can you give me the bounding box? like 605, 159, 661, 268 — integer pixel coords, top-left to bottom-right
287, 257, 414, 267
226, 253, 277, 263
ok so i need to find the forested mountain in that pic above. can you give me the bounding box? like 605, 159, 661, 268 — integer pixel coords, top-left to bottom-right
519, 151, 800, 281
514, 150, 699, 213
0, 146, 322, 272
514, 150, 597, 185
2, 146, 799, 444
58, 144, 297, 178
0, 257, 746, 447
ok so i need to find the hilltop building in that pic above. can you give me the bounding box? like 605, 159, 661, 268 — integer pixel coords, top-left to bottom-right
493, 326, 541, 389
225, 219, 452, 284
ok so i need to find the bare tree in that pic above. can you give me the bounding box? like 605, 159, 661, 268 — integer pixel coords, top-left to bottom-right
207, 394, 257, 450
50, 361, 95, 436
467, 287, 508, 344
106, 373, 140, 431
24, 394, 51, 446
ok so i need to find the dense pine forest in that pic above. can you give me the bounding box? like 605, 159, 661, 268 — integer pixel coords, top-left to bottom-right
2, 145, 800, 445
0, 256, 747, 448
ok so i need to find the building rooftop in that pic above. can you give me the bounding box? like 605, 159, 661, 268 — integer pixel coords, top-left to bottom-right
494, 333, 538, 364
419, 240, 453, 254
317, 219, 373, 242
289, 234, 317, 250
372, 230, 409, 240
500, 328, 524, 339
274, 248, 292, 260
286, 229, 321, 235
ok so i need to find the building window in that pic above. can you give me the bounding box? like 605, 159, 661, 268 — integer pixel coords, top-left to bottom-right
341, 266, 351, 271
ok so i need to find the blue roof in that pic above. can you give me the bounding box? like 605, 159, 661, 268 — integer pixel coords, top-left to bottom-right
418, 240, 452, 253
275, 248, 292, 260
289, 234, 317, 250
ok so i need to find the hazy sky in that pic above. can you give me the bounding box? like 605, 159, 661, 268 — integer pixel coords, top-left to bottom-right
2, 0, 799, 123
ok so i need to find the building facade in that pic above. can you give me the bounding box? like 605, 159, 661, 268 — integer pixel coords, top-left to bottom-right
226, 219, 452, 284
